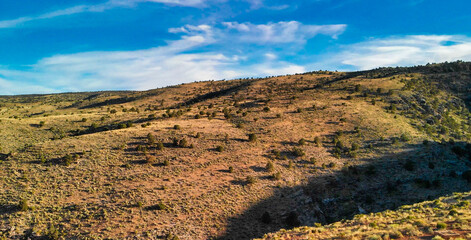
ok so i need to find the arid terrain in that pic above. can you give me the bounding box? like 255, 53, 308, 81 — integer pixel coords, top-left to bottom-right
0, 61, 470, 239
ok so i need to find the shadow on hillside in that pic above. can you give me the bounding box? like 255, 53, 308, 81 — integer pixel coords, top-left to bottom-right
217, 141, 471, 240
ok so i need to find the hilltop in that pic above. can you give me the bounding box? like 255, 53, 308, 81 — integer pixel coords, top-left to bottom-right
0, 61, 470, 239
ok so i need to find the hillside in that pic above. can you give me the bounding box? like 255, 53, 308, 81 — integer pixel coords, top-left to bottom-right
0, 61, 470, 239
259, 191, 471, 240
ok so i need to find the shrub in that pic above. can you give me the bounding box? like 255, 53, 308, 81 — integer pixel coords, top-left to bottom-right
228, 166, 234, 173
351, 143, 360, 151
19, 199, 29, 211
292, 147, 305, 157
145, 155, 156, 164
314, 136, 321, 146
266, 161, 274, 172
39, 121, 45, 127
246, 176, 257, 184
298, 138, 306, 145
195, 132, 201, 138
147, 133, 155, 145
174, 125, 181, 130
400, 133, 411, 142
272, 172, 281, 180
248, 133, 257, 142
296, 108, 303, 113
156, 141, 164, 150
216, 145, 224, 152
81, 118, 87, 122
263, 107, 270, 112
178, 139, 188, 148
163, 159, 170, 166
436, 222, 447, 230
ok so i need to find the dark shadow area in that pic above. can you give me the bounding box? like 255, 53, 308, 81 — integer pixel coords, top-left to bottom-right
176, 81, 252, 107
217, 141, 471, 240
0, 204, 20, 215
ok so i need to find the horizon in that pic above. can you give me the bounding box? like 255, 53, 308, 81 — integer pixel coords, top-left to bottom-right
0, 0, 470, 95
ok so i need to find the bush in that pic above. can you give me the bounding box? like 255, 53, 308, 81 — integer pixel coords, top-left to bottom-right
178, 139, 188, 148
292, 147, 305, 157
228, 166, 234, 173
436, 222, 447, 230
314, 136, 321, 146
174, 125, 181, 130
246, 176, 257, 184
400, 133, 411, 142
298, 138, 306, 145
19, 199, 29, 211
156, 141, 164, 150
272, 172, 281, 180
81, 118, 87, 122
216, 145, 224, 152
163, 159, 170, 166
248, 133, 257, 142
147, 133, 155, 145
263, 107, 270, 112
266, 161, 274, 172
39, 121, 45, 127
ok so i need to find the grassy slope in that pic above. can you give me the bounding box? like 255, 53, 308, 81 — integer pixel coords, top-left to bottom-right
0, 62, 470, 239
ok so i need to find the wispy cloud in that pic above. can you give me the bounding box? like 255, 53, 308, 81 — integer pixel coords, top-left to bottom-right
175, 21, 347, 45
0, 0, 209, 29
335, 35, 471, 70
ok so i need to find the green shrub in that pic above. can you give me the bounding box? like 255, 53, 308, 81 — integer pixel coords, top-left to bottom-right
272, 172, 281, 180
163, 159, 170, 166
436, 222, 447, 230
178, 139, 188, 148
298, 138, 306, 145
174, 125, 181, 130
216, 145, 224, 152
266, 161, 274, 172
246, 176, 257, 184
263, 107, 270, 112
248, 133, 257, 142
19, 199, 29, 211
147, 133, 155, 145
228, 166, 234, 173
292, 147, 305, 157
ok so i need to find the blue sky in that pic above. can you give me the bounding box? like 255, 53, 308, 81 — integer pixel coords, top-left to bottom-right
0, 0, 470, 94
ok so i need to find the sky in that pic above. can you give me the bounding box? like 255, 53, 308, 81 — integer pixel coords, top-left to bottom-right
0, 0, 470, 95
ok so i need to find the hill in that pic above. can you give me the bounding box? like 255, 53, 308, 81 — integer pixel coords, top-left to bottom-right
0, 61, 470, 239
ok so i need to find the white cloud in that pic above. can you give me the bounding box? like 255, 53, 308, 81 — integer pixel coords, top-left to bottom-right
337, 35, 471, 70
222, 21, 346, 44
0, 20, 325, 94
